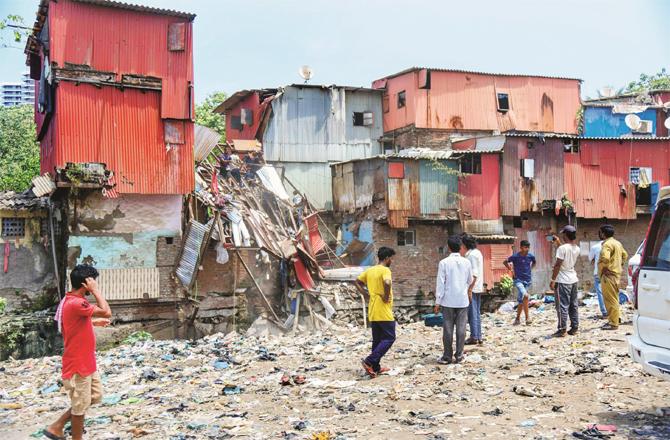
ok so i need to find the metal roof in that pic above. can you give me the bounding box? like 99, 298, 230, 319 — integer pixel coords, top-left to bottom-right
26, 0, 194, 55
72, 0, 195, 19
286, 84, 382, 93
504, 132, 670, 141
376, 66, 582, 82
0, 191, 49, 211
392, 148, 454, 160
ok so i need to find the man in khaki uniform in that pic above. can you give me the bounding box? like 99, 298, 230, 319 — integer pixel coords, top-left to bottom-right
597, 224, 628, 330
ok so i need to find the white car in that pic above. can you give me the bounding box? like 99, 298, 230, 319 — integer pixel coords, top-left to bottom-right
628, 187, 670, 380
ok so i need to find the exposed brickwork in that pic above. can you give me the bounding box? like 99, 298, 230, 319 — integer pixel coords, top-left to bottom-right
372, 221, 454, 303
384, 125, 493, 150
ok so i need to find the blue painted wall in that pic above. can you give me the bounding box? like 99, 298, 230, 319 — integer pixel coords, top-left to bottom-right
337, 220, 375, 266
584, 106, 657, 137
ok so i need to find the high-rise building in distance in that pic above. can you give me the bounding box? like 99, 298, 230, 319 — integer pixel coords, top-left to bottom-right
1, 72, 35, 107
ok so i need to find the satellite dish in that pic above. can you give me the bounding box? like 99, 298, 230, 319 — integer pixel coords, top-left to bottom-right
625, 114, 642, 130
298, 65, 313, 83
664, 117, 670, 130
599, 86, 615, 98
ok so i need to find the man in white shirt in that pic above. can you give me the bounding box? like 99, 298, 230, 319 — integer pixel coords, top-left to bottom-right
549, 225, 581, 337
463, 235, 485, 345
434, 236, 474, 364
588, 234, 607, 318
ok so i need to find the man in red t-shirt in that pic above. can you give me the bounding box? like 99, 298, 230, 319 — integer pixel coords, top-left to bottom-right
44, 265, 112, 440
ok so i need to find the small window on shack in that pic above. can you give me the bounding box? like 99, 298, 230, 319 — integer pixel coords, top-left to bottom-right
630, 167, 653, 205
388, 162, 405, 179
563, 139, 580, 153
527, 141, 535, 150
397, 91, 406, 109
397, 230, 415, 246
353, 111, 374, 127
497, 93, 510, 112
460, 154, 482, 175
230, 115, 242, 131
2, 218, 25, 238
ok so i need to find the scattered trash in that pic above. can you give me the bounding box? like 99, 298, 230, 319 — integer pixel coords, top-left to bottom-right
39, 383, 60, 394
122, 331, 153, 345
222, 385, 242, 395
483, 407, 503, 416
0, 298, 661, 438
512, 385, 552, 398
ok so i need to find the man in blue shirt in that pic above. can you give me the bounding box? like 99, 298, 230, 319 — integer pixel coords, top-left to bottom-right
504, 240, 536, 326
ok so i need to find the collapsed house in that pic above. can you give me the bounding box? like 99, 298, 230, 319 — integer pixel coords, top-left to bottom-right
216, 84, 385, 210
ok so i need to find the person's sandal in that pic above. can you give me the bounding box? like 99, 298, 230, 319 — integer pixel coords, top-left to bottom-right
360, 359, 377, 378
513, 319, 521, 326
43, 430, 65, 440
464, 337, 478, 345
551, 330, 567, 338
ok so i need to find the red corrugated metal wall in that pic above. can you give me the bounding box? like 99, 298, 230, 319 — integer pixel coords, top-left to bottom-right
39, 0, 195, 194
225, 92, 263, 141
53, 82, 194, 194
565, 140, 670, 219
459, 154, 500, 220
379, 70, 581, 134
479, 243, 514, 289
49, 0, 193, 87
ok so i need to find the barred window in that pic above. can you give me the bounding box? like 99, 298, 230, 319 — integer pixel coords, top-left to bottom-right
2, 218, 26, 238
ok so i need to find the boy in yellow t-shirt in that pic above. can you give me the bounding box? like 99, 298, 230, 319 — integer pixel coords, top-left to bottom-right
355, 247, 396, 378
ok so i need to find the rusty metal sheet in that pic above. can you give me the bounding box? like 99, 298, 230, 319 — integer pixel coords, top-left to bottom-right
501, 138, 521, 216
164, 120, 185, 144
168, 22, 186, 51
388, 177, 411, 211
388, 210, 409, 229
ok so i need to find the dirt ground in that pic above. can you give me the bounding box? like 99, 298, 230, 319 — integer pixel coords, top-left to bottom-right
1, 301, 669, 439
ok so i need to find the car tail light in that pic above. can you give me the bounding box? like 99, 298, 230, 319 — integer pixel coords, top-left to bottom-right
633, 267, 640, 309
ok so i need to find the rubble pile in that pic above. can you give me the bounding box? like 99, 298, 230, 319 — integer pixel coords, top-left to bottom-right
1, 300, 669, 439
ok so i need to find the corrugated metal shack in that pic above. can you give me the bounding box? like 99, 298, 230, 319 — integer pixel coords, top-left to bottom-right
24, 0, 197, 327
218, 84, 384, 210
27, 0, 196, 194
331, 148, 460, 228
372, 67, 582, 149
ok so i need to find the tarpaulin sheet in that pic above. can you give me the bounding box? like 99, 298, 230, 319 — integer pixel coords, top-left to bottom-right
304, 213, 326, 255
293, 257, 315, 290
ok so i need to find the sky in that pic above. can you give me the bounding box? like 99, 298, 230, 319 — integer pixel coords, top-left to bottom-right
1, 0, 669, 103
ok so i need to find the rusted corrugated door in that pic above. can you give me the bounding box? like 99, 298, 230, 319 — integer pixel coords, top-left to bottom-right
460, 154, 501, 220
162, 21, 193, 120
501, 140, 521, 216
533, 139, 564, 203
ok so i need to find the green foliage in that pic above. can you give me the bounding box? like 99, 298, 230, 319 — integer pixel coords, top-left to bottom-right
624, 68, 670, 93
0, 15, 29, 45
0, 298, 6, 315
0, 104, 40, 191
500, 274, 513, 295
122, 330, 153, 345
195, 91, 227, 139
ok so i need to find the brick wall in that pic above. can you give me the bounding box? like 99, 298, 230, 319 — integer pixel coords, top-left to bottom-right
373, 221, 454, 304
572, 217, 649, 291
507, 214, 649, 294
384, 126, 493, 150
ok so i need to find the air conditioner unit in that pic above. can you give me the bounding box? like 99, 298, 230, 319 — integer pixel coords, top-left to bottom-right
635, 120, 653, 134
520, 158, 535, 179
